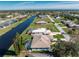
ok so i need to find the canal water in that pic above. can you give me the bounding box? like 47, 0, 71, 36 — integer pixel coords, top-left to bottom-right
0, 15, 36, 56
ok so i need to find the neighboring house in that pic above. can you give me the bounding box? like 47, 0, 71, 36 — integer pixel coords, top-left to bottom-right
62, 20, 79, 29
30, 34, 51, 51
0, 19, 17, 29
66, 20, 76, 27
0, 26, 3, 29
35, 21, 47, 24
38, 15, 47, 19
61, 20, 76, 28
6, 15, 13, 18
31, 28, 51, 35
74, 25, 79, 29
55, 16, 61, 19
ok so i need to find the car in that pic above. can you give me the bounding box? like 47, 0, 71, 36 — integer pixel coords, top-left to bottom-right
61, 32, 65, 34
0, 26, 3, 29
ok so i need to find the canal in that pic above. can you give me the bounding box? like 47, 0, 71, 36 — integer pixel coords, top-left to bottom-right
0, 15, 36, 56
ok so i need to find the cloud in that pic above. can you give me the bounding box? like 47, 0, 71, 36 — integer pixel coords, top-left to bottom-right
19, 1, 35, 5
1, 1, 79, 10
15, 1, 35, 6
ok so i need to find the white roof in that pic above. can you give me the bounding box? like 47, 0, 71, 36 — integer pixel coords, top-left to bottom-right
44, 30, 51, 34
32, 28, 46, 33
76, 25, 79, 26
36, 21, 47, 24
32, 28, 52, 34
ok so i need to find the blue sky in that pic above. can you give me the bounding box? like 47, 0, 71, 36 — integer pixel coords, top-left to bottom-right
0, 1, 79, 10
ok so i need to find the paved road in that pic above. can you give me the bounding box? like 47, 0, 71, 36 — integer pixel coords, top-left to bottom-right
47, 15, 70, 41
0, 15, 36, 56
47, 15, 55, 22
55, 23, 70, 41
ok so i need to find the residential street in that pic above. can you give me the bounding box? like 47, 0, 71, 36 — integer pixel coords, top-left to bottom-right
47, 15, 70, 41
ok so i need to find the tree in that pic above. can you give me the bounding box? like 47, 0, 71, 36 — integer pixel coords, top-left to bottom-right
13, 32, 23, 55
51, 41, 79, 57
0, 14, 7, 18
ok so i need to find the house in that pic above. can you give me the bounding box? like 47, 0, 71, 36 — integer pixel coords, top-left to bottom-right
6, 15, 13, 18
0, 26, 3, 29
0, 19, 17, 29
30, 34, 51, 51
66, 20, 76, 27
35, 21, 47, 24
55, 16, 61, 19
38, 15, 47, 19
31, 28, 51, 35
74, 25, 79, 29
61, 20, 76, 28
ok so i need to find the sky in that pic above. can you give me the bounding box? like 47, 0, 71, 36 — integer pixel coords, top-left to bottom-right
0, 1, 79, 10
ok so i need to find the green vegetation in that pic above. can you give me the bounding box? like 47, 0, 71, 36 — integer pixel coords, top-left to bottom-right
51, 41, 79, 57
0, 16, 30, 36
4, 32, 23, 57
58, 23, 65, 27
27, 17, 60, 32
34, 17, 51, 23
74, 18, 79, 24
68, 29, 79, 35
54, 19, 61, 23
63, 28, 69, 33
20, 34, 32, 44
53, 34, 64, 39
0, 14, 7, 18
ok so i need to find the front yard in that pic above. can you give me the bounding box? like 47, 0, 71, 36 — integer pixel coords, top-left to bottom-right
53, 34, 64, 39
26, 17, 60, 32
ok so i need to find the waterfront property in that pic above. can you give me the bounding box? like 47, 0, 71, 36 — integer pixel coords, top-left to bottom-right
35, 21, 47, 24
27, 34, 51, 51
0, 16, 36, 56
0, 19, 17, 29
31, 28, 51, 35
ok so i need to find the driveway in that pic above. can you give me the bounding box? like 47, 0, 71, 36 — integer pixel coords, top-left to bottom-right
47, 15, 70, 41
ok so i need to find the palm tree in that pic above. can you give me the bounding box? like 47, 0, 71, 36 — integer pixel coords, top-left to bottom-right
13, 32, 21, 55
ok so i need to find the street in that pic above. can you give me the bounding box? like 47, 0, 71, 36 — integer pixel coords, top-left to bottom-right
47, 15, 70, 41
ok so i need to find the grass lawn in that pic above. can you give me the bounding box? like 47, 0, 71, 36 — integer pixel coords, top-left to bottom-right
33, 17, 51, 23
62, 28, 69, 33
27, 22, 60, 32
53, 34, 64, 39
26, 17, 60, 32
54, 19, 61, 23
58, 23, 66, 27
0, 16, 30, 36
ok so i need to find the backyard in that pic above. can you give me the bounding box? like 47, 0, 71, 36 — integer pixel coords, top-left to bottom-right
0, 16, 30, 36
53, 34, 64, 40
26, 17, 60, 32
